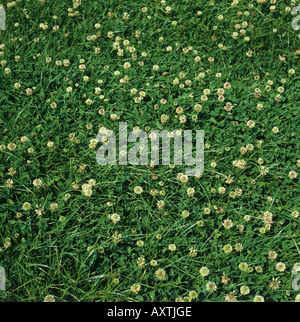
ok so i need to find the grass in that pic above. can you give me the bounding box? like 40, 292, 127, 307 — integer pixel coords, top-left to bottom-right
0, 0, 299, 302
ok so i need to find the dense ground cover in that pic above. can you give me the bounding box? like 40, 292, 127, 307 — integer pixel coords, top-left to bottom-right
0, 0, 299, 302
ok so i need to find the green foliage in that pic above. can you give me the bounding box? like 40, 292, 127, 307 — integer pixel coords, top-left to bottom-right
0, 0, 299, 302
